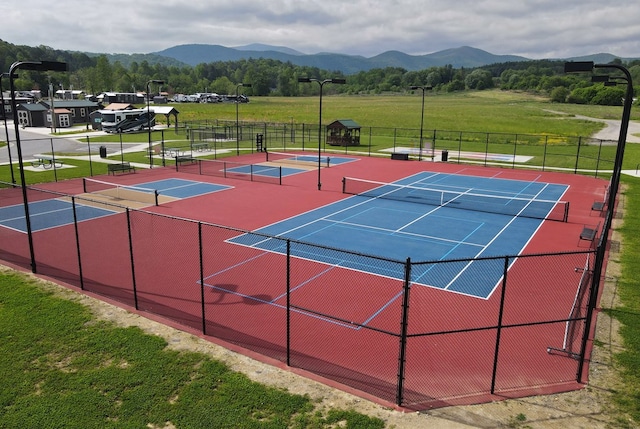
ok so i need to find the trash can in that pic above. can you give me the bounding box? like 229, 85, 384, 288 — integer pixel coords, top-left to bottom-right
99, 146, 107, 158
441, 149, 449, 162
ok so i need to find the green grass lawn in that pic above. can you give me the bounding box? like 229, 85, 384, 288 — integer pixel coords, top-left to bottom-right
0, 270, 385, 429
610, 176, 640, 427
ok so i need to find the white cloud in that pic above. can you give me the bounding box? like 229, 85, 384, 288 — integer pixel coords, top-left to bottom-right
1, 0, 639, 58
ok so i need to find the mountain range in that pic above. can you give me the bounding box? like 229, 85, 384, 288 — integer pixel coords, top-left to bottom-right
148, 44, 633, 75
152, 44, 527, 74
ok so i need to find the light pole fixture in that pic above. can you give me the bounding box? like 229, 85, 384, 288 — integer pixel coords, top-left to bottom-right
9, 60, 68, 273
235, 83, 251, 155
409, 85, 433, 161
146, 79, 164, 168
0, 72, 17, 183
297, 77, 346, 190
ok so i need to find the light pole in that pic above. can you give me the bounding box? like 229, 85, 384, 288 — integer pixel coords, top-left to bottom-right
9, 60, 68, 273
565, 61, 633, 380
0, 72, 16, 183
235, 83, 251, 155
409, 85, 432, 161
146, 79, 164, 168
298, 77, 346, 190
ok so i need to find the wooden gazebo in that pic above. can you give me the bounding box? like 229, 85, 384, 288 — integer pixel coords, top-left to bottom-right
326, 119, 361, 146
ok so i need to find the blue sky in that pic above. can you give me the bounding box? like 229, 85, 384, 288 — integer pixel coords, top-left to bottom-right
2, 0, 639, 59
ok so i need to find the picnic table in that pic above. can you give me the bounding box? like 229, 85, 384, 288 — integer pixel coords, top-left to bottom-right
31, 155, 63, 169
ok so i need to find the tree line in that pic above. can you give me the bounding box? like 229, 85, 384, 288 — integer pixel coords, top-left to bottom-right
1, 39, 638, 106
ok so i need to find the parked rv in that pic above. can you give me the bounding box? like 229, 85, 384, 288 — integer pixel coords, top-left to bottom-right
100, 109, 155, 133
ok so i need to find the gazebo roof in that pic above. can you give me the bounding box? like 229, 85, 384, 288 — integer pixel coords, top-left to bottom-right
327, 119, 361, 130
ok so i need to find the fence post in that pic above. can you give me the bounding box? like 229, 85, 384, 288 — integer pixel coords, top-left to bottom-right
578, 245, 604, 382
286, 240, 292, 367
86, 136, 94, 176
484, 133, 490, 167
49, 138, 58, 182
491, 256, 510, 394
396, 257, 411, 406
432, 129, 437, 159
512, 134, 518, 169
574, 136, 582, 174
126, 209, 139, 310
542, 135, 549, 171
595, 140, 603, 178
71, 196, 85, 290
199, 222, 206, 335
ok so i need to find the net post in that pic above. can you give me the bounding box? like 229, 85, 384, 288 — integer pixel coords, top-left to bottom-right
82, 178, 88, 193
154, 190, 159, 206
564, 201, 570, 222
342, 177, 346, 193
279, 166, 282, 185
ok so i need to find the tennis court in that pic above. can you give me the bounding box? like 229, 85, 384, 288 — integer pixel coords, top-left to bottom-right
0, 178, 229, 233
0, 151, 608, 409
229, 171, 569, 298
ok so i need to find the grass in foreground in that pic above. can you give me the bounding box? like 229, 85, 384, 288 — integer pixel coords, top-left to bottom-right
0, 271, 384, 429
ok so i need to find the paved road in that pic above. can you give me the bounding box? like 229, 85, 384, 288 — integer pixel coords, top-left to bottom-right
0, 121, 130, 165
0, 121, 89, 164
545, 109, 640, 143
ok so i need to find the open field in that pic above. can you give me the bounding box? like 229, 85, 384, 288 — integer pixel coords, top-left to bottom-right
167, 91, 640, 135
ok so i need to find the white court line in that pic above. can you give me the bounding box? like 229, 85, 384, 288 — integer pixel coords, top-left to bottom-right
443, 183, 551, 292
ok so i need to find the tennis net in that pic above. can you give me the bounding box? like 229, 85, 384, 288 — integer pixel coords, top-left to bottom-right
82, 178, 159, 206
342, 176, 569, 222
265, 151, 331, 168
176, 158, 282, 185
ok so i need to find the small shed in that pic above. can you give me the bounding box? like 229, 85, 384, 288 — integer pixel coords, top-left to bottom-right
326, 119, 361, 146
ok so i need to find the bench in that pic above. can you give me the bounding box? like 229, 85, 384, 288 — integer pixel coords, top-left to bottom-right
390, 153, 409, 160
32, 155, 63, 169
108, 162, 135, 175
192, 143, 209, 152
175, 155, 197, 164
579, 222, 600, 246
591, 185, 610, 213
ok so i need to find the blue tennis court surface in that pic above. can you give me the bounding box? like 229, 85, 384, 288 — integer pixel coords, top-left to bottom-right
0, 178, 229, 233
225, 164, 305, 177
266, 152, 357, 167
229, 171, 569, 298
142, 178, 230, 198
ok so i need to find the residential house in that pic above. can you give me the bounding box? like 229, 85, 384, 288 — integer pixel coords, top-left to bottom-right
39, 100, 101, 128
14, 99, 100, 128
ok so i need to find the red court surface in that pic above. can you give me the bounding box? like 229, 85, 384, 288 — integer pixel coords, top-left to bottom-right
0, 151, 610, 410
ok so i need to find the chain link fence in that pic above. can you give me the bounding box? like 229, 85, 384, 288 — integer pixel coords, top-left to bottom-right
0, 180, 599, 409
